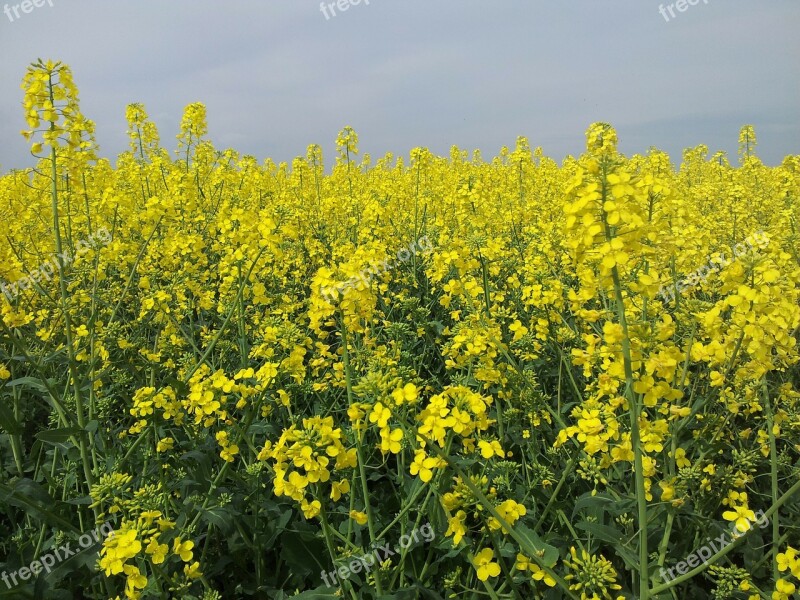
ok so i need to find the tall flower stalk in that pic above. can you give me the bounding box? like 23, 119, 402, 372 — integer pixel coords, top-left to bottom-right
22, 60, 100, 491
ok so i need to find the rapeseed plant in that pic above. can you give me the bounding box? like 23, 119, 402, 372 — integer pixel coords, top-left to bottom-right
0, 60, 798, 599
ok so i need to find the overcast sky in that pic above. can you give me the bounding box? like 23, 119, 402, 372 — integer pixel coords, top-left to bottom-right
1, 1, 798, 172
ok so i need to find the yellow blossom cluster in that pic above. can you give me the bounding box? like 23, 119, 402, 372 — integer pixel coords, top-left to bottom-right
2, 61, 798, 598
261, 416, 357, 519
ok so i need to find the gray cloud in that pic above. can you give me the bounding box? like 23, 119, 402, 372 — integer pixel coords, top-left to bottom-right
1, 0, 797, 171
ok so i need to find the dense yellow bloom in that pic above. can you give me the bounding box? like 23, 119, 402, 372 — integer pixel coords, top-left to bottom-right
3, 61, 798, 598
99, 524, 141, 576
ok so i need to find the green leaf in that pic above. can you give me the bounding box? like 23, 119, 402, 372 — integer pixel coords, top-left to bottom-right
0, 586, 35, 598
571, 492, 616, 518
280, 529, 327, 578
0, 479, 80, 534
289, 587, 338, 600
4, 376, 50, 393
575, 520, 626, 544
377, 589, 423, 600
199, 506, 233, 533
36, 427, 83, 443
514, 523, 559, 567
0, 397, 22, 434
574, 521, 638, 570
65, 495, 93, 506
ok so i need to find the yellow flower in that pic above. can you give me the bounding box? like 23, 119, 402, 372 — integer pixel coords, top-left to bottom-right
122, 564, 147, 596
391, 383, 418, 404
138, 510, 162, 526
674, 448, 691, 468
487, 499, 527, 532
184, 561, 203, 579
369, 402, 391, 428
776, 547, 800, 578
723, 504, 757, 532
509, 319, 528, 341
659, 481, 675, 502
257, 441, 273, 461
145, 537, 168, 564
301, 499, 322, 519
515, 553, 556, 587
445, 510, 467, 545
173, 538, 194, 562
472, 548, 501, 582
478, 440, 504, 459
379, 427, 404, 454
157, 518, 175, 532
335, 448, 358, 470
610, 439, 634, 463
773, 578, 796, 600
220, 443, 240, 463
349, 510, 368, 525
99, 525, 142, 576
409, 450, 444, 483
330, 479, 350, 501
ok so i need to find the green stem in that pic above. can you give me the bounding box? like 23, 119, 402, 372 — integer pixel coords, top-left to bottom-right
602, 164, 648, 599
319, 502, 359, 600
650, 476, 800, 595
47, 82, 94, 493
533, 457, 576, 533
763, 379, 780, 583
339, 318, 384, 596
415, 428, 580, 600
